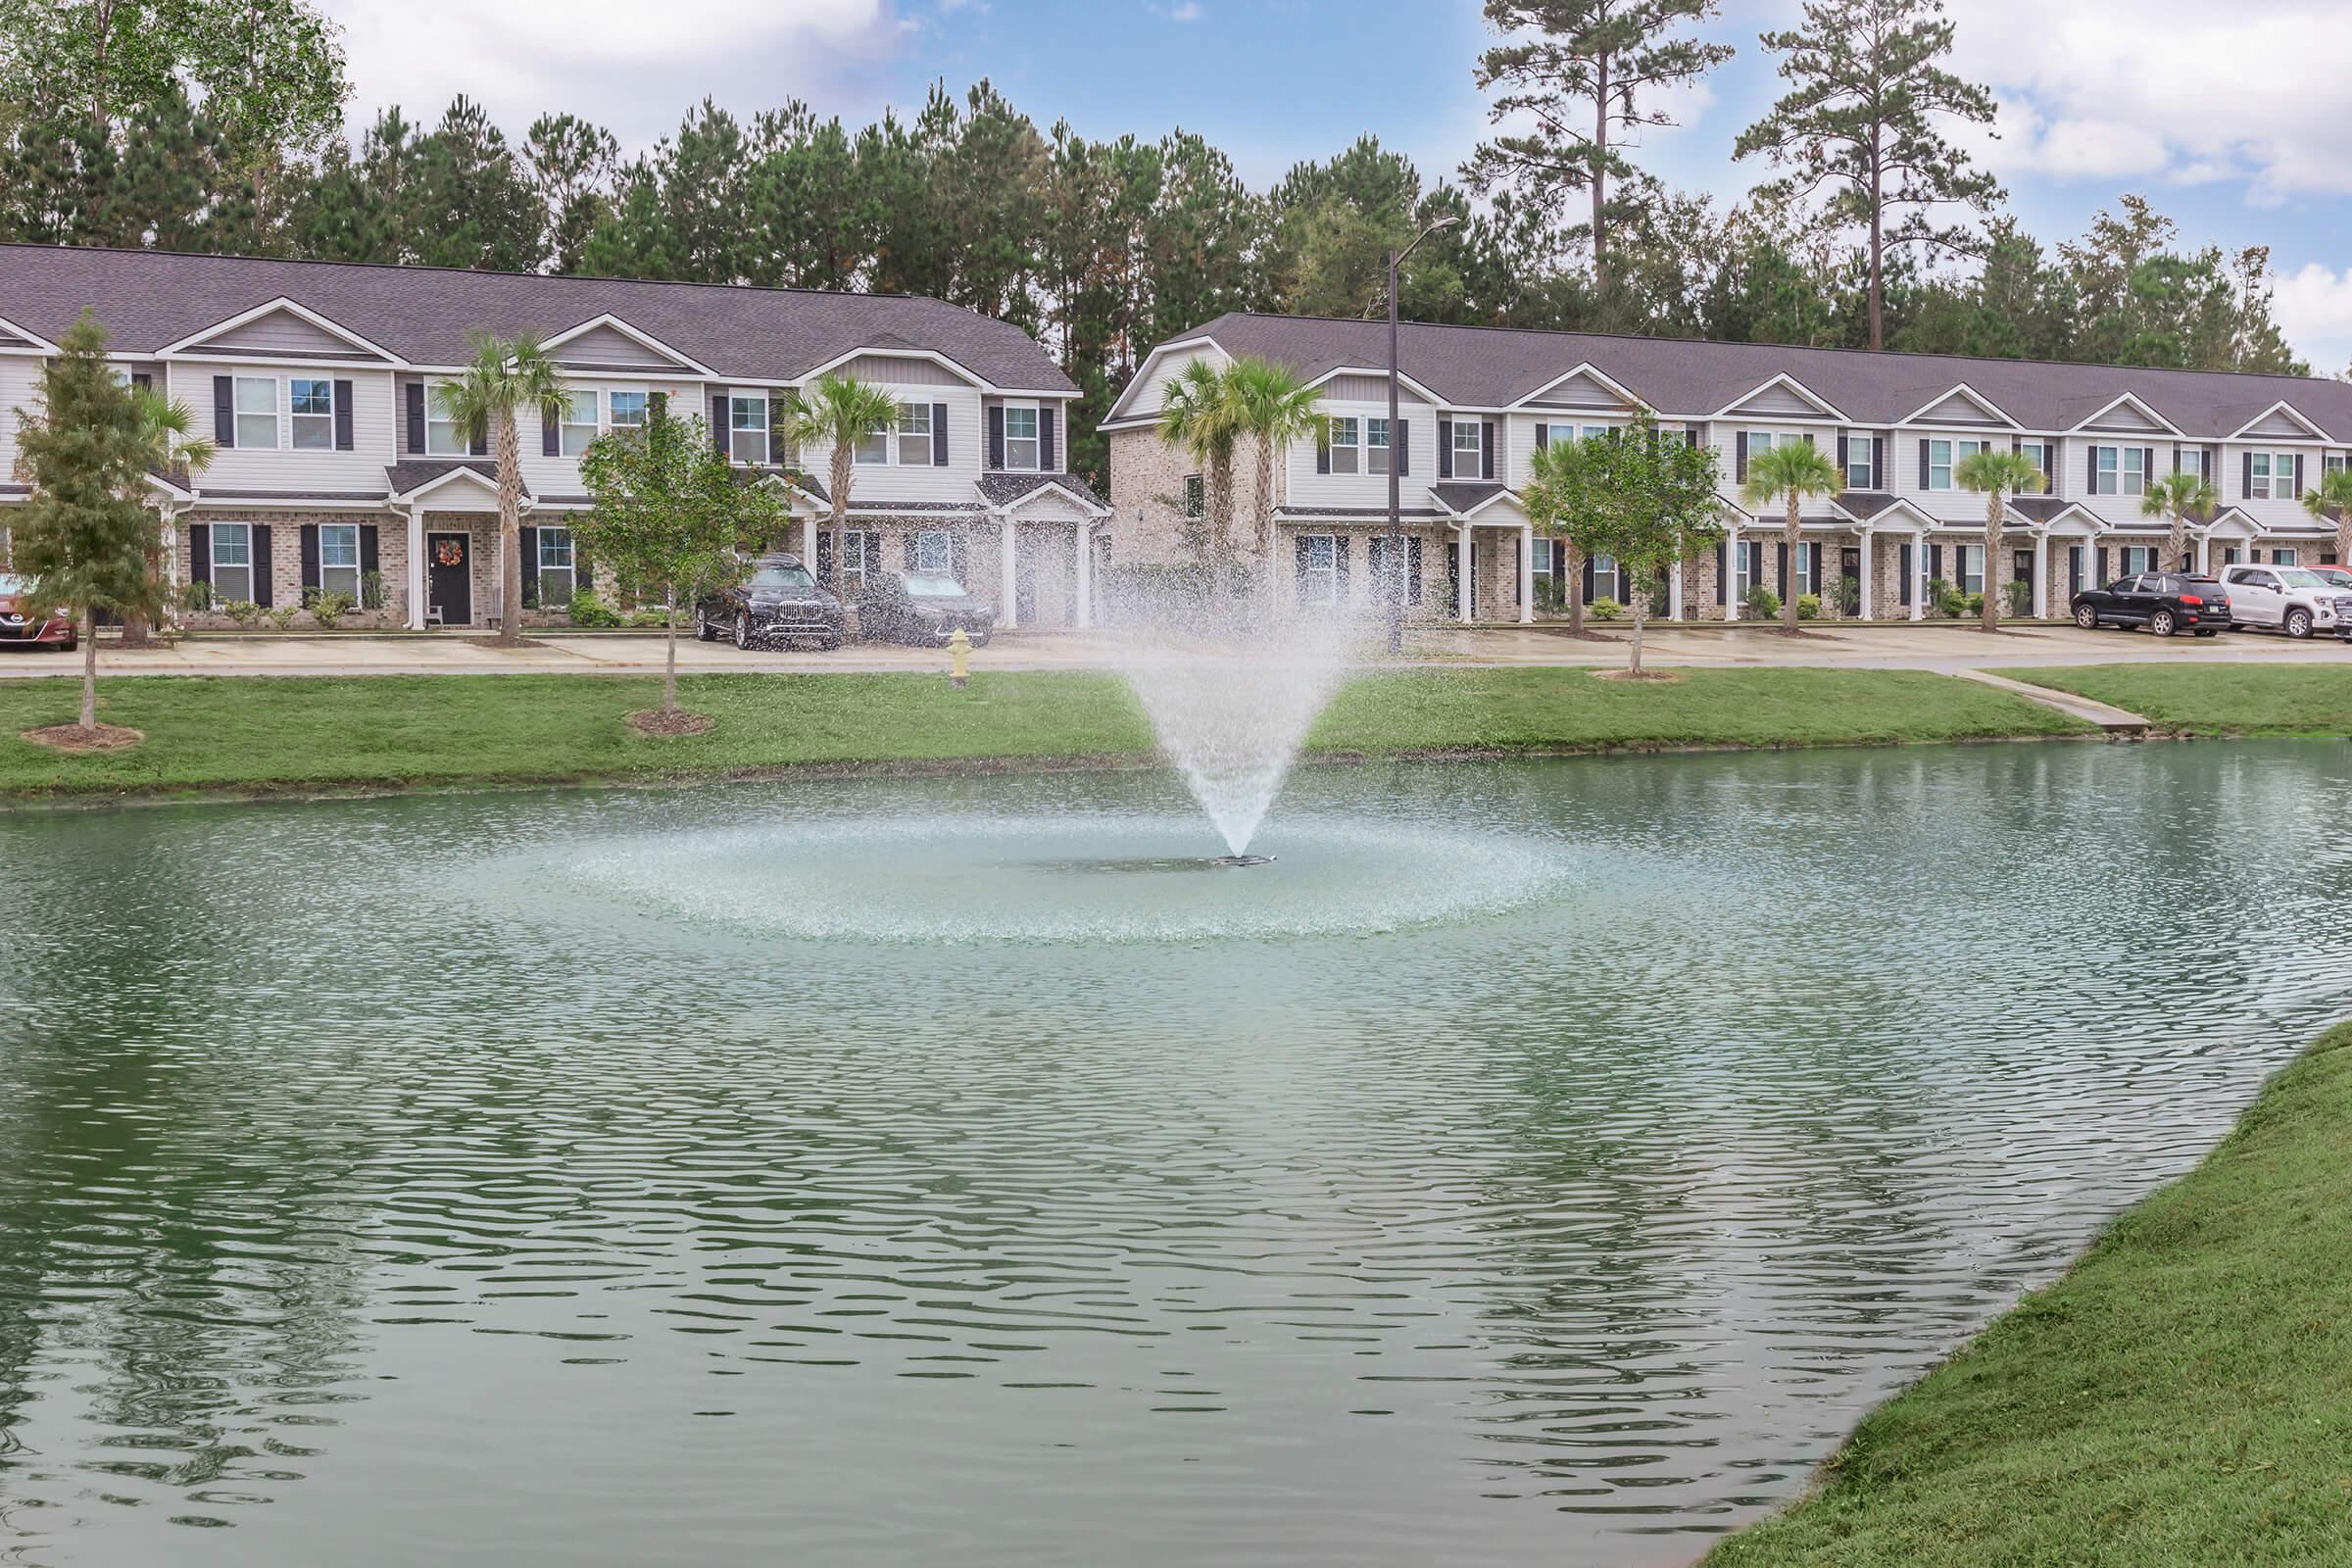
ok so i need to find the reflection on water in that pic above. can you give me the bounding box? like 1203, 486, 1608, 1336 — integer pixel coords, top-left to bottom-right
2, 742, 2349, 1567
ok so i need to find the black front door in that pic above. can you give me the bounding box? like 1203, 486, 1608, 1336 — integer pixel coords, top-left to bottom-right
1446, 541, 1465, 620
1839, 546, 1861, 612
2013, 549, 2034, 613
428, 532, 471, 626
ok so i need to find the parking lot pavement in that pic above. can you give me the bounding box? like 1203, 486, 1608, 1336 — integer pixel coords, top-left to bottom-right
1, 620, 2346, 680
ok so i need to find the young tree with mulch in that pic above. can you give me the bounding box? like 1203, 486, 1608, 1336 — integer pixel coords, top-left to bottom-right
11, 311, 177, 744
573, 408, 787, 729
1565, 416, 1725, 676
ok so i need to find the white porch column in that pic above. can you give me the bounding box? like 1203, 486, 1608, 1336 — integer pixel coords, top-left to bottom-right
1668, 540, 1686, 621
2195, 532, 2210, 574
1910, 531, 1927, 620
801, 513, 816, 569
405, 505, 427, 630
1723, 521, 1740, 622
2034, 532, 2050, 617
1075, 519, 1094, 629
999, 513, 1019, 630
1858, 528, 1876, 619
1455, 522, 1473, 621
1517, 522, 1535, 625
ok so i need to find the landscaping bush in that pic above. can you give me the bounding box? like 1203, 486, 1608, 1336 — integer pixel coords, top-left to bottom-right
1927, 577, 1966, 618
309, 590, 355, 630
1742, 585, 1781, 619
1796, 593, 1822, 620
265, 605, 299, 631
1591, 595, 1623, 620
564, 588, 622, 627
179, 578, 216, 612
361, 569, 388, 611
1964, 590, 1985, 619
1836, 574, 1861, 616
221, 599, 259, 626
2006, 580, 2035, 617
626, 608, 669, 629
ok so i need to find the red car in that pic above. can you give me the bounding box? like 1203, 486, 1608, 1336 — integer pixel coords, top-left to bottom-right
0, 572, 77, 651
2308, 564, 2352, 591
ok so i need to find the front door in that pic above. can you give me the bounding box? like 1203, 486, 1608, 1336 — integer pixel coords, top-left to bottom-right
1839, 546, 1861, 613
2012, 550, 2034, 614
427, 532, 471, 626
1014, 539, 1037, 627
1446, 541, 1468, 620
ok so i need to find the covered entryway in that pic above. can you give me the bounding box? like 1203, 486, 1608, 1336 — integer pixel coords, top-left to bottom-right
427, 532, 472, 626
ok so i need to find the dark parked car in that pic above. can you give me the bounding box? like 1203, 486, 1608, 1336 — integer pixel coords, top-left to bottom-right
857, 568, 996, 647
693, 554, 843, 650
2070, 571, 2230, 637
0, 572, 76, 652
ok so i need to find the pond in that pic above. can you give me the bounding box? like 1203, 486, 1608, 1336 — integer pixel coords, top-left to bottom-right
3, 742, 2350, 1567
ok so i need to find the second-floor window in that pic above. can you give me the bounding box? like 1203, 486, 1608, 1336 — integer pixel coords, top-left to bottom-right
319, 522, 361, 599
560, 391, 598, 456
234, 376, 278, 449
1452, 421, 1484, 468
1367, 417, 1390, 475
1844, 434, 1873, 489
1927, 438, 1990, 491
2176, 446, 2206, 481
290, 378, 334, 451
1328, 416, 1361, 474
1004, 406, 1040, 469
2091, 445, 2145, 496
729, 395, 769, 465
426, 384, 468, 457
2019, 439, 2050, 478
2250, 451, 2298, 499
610, 391, 649, 430
896, 403, 933, 466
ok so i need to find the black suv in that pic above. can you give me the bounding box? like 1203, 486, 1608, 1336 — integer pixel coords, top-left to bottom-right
694, 554, 844, 650
857, 568, 996, 647
2070, 572, 2230, 637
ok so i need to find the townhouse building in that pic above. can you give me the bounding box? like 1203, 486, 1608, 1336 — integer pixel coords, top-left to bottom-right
1103, 314, 2352, 622
0, 245, 1106, 630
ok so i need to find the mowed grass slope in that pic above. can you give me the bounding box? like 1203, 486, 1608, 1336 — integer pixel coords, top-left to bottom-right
2015, 662, 2352, 737
1706, 1025, 2352, 1567
0, 666, 2090, 800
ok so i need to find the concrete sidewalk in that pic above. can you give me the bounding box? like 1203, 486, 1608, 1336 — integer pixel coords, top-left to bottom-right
0, 620, 2345, 680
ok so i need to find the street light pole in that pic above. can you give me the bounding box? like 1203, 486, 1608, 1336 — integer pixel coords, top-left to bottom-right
1387, 216, 1459, 655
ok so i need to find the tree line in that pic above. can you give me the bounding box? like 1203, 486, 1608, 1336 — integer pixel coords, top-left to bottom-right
0, 0, 2312, 486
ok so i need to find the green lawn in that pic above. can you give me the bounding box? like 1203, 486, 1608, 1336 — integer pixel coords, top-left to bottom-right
0, 666, 2089, 801
2014, 663, 2352, 737
1705, 1024, 2352, 1567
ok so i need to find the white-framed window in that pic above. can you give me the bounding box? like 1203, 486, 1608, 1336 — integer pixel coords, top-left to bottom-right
234, 376, 279, 449
1531, 535, 1555, 590
426, 383, 469, 457
1367, 416, 1390, 475
1452, 420, 1484, 467
2326, 452, 2347, 476
1592, 552, 1621, 602
1182, 474, 1203, 519
911, 528, 952, 574
2274, 546, 2298, 566
1955, 544, 1984, 595
1004, 405, 1040, 469
290, 378, 334, 451
2018, 439, 2049, 477
1927, 439, 1952, 490
841, 529, 872, 591
537, 526, 575, 603
211, 521, 254, 603
318, 522, 361, 600
558, 390, 598, 457
1792, 545, 1814, 596
1328, 416, 1361, 475
2091, 445, 2146, 497
1733, 538, 1763, 606
2176, 446, 2206, 481
729, 394, 769, 466
2250, 451, 2299, 500
1844, 434, 1873, 490
609, 390, 649, 430
2120, 546, 2156, 575
895, 403, 933, 466
1746, 430, 1777, 459
1299, 533, 1340, 607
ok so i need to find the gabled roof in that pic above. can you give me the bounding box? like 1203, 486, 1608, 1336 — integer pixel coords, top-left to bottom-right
159, 296, 402, 362
1431, 480, 1515, 517
540, 313, 711, 376
387, 460, 509, 502
2064, 391, 2182, 437
1897, 381, 2019, 428
0, 245, 1076, 394
977, 471, 1108, 514
2224, 399, 2328, 442
1513, 362, 1642, 413
1711, 371, 1846, 423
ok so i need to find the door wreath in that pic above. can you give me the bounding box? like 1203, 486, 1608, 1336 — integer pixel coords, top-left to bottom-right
434, 539, 465, 567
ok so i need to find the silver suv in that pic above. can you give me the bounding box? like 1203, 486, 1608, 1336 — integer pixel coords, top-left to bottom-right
2217, 564, 2352, 639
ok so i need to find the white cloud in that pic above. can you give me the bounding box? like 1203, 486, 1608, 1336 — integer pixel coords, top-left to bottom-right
2272, 263, 2352, 370
320, 0, 905, 148
1153, 1, 1204, 19
1945, 0, 2352, 200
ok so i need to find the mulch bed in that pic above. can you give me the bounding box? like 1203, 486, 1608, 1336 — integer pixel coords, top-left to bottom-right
21, 722, 144, 753
625, 709, 714, 737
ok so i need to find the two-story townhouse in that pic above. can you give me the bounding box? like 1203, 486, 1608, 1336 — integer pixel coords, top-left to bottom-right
0, 245, 1104, 631
1103, 313, 2352, 623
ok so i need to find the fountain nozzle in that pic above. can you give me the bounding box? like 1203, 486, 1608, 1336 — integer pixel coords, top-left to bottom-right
1207, 854, 1275, 868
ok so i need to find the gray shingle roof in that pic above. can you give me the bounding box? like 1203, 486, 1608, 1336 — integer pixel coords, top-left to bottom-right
1431, 480, 1509, 514
0, 245, 1075, 393
1156, 312, 2352, 441
975, 471, 1107, 509
386, 460, 502, 498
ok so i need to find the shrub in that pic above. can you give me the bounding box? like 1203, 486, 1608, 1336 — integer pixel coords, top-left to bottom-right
1964, 591, 1985, 618
1836, 573, 1862, 616
1796, 592, 1822, 620
1927, 577, 1966, 618
220, 599, 260, 626
179, 578, 216, 612
565, 588, 622, 627
310, 590, 355, 629
2006, 579, 2035, 617
627, 608, 669, 629
1590, 595, 1623, 620
1742, 585, 1781, 619
361, 568, 388, 611
265, 604, 299, 631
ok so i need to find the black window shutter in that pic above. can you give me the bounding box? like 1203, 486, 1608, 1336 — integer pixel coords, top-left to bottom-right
1735, 431, 1748, 483
1776, 540, 1788, 596
542, 400, 561, 457
1406, 536, 1421, 604
214, 375, 235, 447
1315, 425, 1330, 474
649, 390, 667, 421
1871, 437, 1884, 488
253, 524, 274, 608
334, 379, 354, 450
130, 371, 152, 390
1899, 542, 1913, 605
1810, 543, 1824, 593
189, 523, 213, 586
903, 531, 917, 568
1481, 421, 1495, 480
1686, 422, 1703, 448
2097, 546, 2110, 585
1438, 420, 1453, 479
300, 524, 320, 593
1920, 439, 1932, 489
1040, 407, 1057, 471
1715, 541, 1727, 604
520, 527, 539, 605
406, 382, 426, 453
931, 402, 949, 466
469, 416, 487, 457
2141, 448, 2154, 489
1582, 554, 1595, 605
816, 530, 834, 584
1837, 433, 1849, 470
711, 393, 729, 458
987, 406, 1005, 470
2295, 454, 2305, 494
2242, 452, 2253, 497
1395, 418, 1407, 475
1535, 422, 1549, 450
2088, 447, 2098, 491
769, 395, 790, 462
1929, 544, 1942, 583
359, 524, 379, 575
1334, 536, 1349, 599
1295, 534, 1312, 602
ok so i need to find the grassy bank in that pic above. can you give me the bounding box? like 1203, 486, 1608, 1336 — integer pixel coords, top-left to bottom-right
1706, 1024, 2352, 1567
0, 666, 2089, 801
2015, 662, 2352, 737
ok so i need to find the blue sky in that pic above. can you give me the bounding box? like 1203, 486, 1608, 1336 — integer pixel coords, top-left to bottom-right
325, 0, 2352, 367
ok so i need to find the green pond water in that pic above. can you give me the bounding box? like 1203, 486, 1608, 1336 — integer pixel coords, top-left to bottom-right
2, 742, 2349, 1566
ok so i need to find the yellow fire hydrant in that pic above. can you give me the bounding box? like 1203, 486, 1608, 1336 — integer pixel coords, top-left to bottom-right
947, 626, 971, 689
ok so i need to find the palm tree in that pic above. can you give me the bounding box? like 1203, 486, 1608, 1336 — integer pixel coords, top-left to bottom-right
125, 385, 215, 647
2142, 470, 2216, 577
1739, 440, 1842, 632
433, 332, 565, 647
1221, 356, 1325, 607
785, 373, 902, 598
2303, 466, 2352, 576
1154, 358, 1240, 566
1958, 448, 2049, 632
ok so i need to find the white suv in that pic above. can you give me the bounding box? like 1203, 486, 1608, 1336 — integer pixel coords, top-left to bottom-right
2217, 564, 2352, 639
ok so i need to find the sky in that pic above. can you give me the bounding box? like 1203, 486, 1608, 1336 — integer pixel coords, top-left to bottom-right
318, 0, 2352, 369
